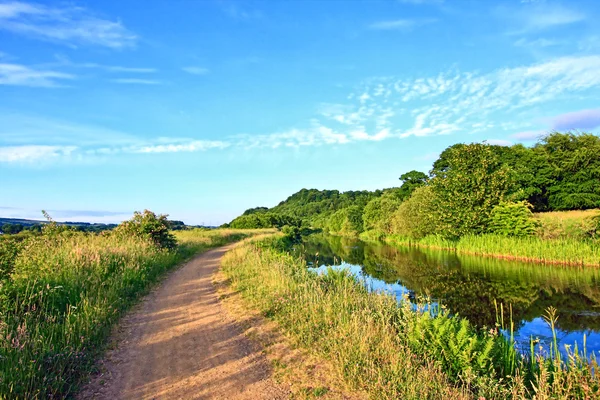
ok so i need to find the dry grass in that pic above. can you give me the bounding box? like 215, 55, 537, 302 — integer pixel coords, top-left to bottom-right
534, 209, 600, 240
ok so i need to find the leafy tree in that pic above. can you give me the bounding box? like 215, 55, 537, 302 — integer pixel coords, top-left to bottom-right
391, 185, 438, 239
430, 143, 518, 238
398, 170, 429, 200
363, 191, 403, 233
242, 207, 269, 215
536, 132, 600, 210
327, 206, 364, 236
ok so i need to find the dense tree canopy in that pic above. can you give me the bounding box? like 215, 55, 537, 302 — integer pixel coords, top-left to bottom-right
228, 132, 600, 239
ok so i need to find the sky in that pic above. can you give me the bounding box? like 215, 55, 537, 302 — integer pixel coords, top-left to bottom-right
1, 0, 600, 225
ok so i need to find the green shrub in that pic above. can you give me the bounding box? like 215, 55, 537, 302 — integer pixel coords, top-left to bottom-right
489, 202, 538, 237
113, 210, 177, 250
327, 206, 364, 236
362, 191, 402, 233
391, 186, 438, 239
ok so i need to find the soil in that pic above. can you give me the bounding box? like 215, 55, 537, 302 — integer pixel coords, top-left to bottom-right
78, 245, 290, 400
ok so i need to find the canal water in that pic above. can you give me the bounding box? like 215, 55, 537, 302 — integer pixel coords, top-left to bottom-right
295, 234, 600, 356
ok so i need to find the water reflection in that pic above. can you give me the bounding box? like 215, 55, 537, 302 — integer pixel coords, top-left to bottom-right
295, 234, 600, 355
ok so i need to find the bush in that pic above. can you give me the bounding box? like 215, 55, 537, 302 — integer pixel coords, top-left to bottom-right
113, 210, 177, 250
391, 186, 438, 239
362, 191, 402, 233
489, 202, 538, 237
327, 206, 364, 236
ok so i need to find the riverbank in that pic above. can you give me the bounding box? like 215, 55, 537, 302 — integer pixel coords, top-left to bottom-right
0, 227, 256, 398
358, 230, 600, 267
222, 235, 599, 399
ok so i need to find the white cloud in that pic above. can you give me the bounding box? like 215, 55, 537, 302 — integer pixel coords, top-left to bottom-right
514, 37, 564, 48
182, 67, 210, 75
501, 4, 586, 35
130, 140, 230, 154
368, 18, 436, 30
0, 1, 137, 48
0, 62, 73, 87
398, 0, 444, 4
0, 145, 76, 162
6, 54, 600, 165
110, 78, 161, 85
321, 55, 600, 141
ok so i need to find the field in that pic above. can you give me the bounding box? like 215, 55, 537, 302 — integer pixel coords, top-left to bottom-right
0, 226, 256, 398
221, 235, 600, 399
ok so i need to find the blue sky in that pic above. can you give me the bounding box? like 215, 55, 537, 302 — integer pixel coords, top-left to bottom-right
1, 0, 600, 225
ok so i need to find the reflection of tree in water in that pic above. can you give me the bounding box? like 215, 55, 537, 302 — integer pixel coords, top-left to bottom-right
299, 234, 600, 333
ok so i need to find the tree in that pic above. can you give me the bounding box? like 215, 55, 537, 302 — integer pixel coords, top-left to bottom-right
536, 132, 600, 210
363, 191, 403, 233
391, 185, 438, 239
398, 170, 429, 200
431, 143, 518, 238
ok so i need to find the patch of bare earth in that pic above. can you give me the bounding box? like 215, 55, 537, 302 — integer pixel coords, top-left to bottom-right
78, 245, 290, 400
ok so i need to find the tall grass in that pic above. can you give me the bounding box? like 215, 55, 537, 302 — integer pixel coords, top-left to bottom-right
385, 234, 600, 267
0, 228, 251, 398
222, 236, 600, 399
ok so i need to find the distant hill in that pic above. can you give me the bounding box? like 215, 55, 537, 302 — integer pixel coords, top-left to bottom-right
0, 217, 116, 228
228, 188, 390, 229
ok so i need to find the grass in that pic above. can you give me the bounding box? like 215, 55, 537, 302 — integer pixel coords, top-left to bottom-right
0, 227, 256, 399
384, 233, 600, 267
534, 209, 600, 240
222, 235, 600, 399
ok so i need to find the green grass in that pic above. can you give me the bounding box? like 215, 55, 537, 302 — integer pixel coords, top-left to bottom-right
384, 233, 600, 267
0, 228, 254, 398
222, 236, 600, 399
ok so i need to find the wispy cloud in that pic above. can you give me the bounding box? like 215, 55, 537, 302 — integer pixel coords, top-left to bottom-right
110, 78, 161, 85
221, 2, 263, 20
320, 55, 600, 141
130, 140, 229, 154
398, 0, 444, 4
0, 1, 137, 48
0, 145, 76, 162
368, 18, 436, 31
5, 55, 600, 165
514, 37, 564, 48
182, 66, 210, 75
551, 108, 600, 131
501, 3, 586, 35
0, 62, 73, 87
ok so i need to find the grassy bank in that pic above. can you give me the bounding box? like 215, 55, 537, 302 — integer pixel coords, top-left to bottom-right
222, 236, 599, 399
0, 227, 253, 398
375, 234, 600, 267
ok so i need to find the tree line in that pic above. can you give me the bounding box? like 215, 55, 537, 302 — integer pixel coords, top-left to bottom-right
227, 132, 600, 240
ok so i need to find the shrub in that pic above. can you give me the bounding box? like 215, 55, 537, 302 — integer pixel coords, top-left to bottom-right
391, 186, 438, 239
327, 206, 364, 236
489, 202, 538, 237
113, 210, 177, 250
362, 191, 402, 233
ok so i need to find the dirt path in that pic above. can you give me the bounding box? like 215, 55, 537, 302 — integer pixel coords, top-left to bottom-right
79, 245, 290, 400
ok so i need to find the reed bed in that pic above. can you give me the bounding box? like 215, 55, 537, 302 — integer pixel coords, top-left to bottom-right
222, 236, 600, 399
385, 234, 600, 267
0, 228, 250, 399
